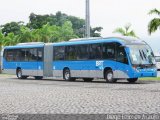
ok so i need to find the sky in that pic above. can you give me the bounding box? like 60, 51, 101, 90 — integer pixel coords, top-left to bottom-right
0, 0, 160, 52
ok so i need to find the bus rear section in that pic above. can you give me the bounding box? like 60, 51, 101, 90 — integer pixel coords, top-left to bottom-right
2, 44, 45, 79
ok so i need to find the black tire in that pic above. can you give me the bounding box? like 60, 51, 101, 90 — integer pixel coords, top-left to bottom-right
16, 69, 28, 79
105, 70, 117, 83
63, 69, 75, 81
35, 76, 43, 80
127, 78, 138, 83
83, 78, 93, 82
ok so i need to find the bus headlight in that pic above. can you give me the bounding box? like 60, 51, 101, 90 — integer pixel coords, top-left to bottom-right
132, 66, 140, 72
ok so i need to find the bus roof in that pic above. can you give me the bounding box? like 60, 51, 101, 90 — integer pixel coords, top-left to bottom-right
3, 42, 45, 49
53, 36, 146, 46
3, 36, 146, 49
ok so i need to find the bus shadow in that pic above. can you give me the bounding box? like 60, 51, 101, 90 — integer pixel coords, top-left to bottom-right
79, 80, 153, 84
10, 77, 158, 85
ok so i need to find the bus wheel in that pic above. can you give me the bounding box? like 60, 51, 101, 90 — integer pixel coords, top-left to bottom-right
16, 69, 27, 79
105, 70, 117, 83
83, 78, 93, 82
35, 76, 43, 80
127, 78, 138, 83
63, 69, 75, 81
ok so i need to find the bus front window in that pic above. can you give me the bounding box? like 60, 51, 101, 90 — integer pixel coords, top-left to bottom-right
128, 45, 156, 65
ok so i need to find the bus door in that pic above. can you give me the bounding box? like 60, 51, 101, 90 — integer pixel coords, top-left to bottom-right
115, 45, 130, 78
102, 43, 117, 78
43, 44, 53, 77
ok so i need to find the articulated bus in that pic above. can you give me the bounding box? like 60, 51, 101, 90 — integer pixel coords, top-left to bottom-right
1, 36, 157, 83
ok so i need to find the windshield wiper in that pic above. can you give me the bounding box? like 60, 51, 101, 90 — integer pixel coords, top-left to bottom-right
142, 50, 147, 60
139, 50, 144, 60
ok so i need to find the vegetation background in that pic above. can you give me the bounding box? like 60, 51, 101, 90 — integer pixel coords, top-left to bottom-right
0, 12, 102, 48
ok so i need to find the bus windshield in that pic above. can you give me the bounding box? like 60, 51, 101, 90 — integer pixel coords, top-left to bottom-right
128, 44, 156, 65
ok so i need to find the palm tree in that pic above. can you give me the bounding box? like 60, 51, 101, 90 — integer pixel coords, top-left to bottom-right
38, 23, 54, 43
31, 29, 41, 42
2, 33, 17, 46
148, 8, 160, 34
113, 23, 138, 38
58, 21, 78, 41
17, 26, 34, 43
0, 30, 4, 50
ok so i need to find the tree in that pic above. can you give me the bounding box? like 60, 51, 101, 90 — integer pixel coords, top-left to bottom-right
2, 33, 17, 46
148, 8, 160, 34
27, 22, 77, 43
17, 26, 34, 43
31, 29, 42, 42
27, 13, 52, 29
57, 21, 78, 41
1, 22, 23, 36
91, 27, 103, 37
0, 30, 4, 50
67, 15, 85, 37
38, 23, 56, 42
27, 12, 103, 38
0, 12, 103, 45
54, 11, 68, 26
113, 23, 138, 38
38, 21, 77, 42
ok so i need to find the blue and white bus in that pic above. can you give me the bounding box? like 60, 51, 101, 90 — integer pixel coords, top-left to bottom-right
2, 36, 157, 83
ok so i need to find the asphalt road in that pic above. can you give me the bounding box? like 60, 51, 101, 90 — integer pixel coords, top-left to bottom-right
0, 75, 160, 114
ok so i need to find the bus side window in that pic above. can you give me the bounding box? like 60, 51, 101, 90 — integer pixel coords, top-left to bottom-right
5, 49, 14, 62
103, 43, 115, 60
54, 46, 65, 61
116, 46, 128, 64
24, 49, 37, 61
66, 46, 76, 60
37, 48, 43, 61
3, 49, 8, 61
76, 45, 89, 60
19, 49, 26, 61
13, 49, 20, 61
29, 49, 37, 61
90, 44, 102, 59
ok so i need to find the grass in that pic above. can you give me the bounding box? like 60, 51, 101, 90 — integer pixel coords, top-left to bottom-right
0, 73, 14, 76
139, 77, 160, 80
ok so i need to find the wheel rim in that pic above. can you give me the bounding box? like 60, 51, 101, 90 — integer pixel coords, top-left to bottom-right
18, 70, 22, 78
107, 72, 113, 81
65, 71, 70, 80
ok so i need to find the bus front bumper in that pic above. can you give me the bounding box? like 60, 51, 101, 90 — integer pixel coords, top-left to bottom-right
133, 69, 157, 78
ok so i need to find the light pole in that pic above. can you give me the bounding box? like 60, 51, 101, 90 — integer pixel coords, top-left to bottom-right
85, 0, 90, 38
